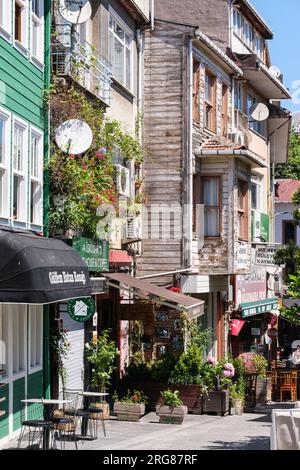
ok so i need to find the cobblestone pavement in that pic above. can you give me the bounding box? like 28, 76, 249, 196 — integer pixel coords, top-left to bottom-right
2, 411, 272, 451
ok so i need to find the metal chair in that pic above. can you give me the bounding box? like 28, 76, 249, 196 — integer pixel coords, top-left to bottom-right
17, 399, 55, 450
63, 389, 94, 441
47, 393, 78, 450
279, 371, 298, 402
86, 385, 107, 438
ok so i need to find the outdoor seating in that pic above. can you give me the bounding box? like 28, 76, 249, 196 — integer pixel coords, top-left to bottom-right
266, 371, 279, 401
18, 399, 55, 450
271, 409, 300, 450
278, 371, 298, 402
47, 394, 79, 450
84, 386, 107, 438
63, 389, 95, 440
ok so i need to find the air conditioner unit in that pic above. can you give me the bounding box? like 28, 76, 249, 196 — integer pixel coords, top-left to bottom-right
126, 216, 142, 240
115, 164, 130, 197
228, 131, 248, 147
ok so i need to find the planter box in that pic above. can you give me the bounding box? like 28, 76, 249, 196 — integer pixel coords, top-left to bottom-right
120, 380, 202, 413
256, 377, 272, 404
156, 405, 188, 424
113, 402, 145, 422
89, 402, 110, 420
230, 398, 244, 415
202, 390, 230, 416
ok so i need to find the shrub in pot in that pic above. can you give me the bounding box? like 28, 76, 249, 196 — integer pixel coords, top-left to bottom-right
229, 383, 245, 415
200, 358, 234, 416
85, 330, 119, 419
156, 389, 187, 424
113, 390, 148, 422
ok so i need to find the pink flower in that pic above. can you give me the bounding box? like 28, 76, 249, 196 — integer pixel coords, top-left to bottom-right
96, 151, 106, 160
69, 154, 75, 159
82, 164, 88, 171
207, 356, 218, 366
223, 370, 232, 378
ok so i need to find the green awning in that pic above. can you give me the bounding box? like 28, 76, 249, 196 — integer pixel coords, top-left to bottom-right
240, 298, 279, 319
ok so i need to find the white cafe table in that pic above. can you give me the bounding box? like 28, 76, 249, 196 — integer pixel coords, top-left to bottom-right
79, 392, 109, 398
21, 398, 72, 450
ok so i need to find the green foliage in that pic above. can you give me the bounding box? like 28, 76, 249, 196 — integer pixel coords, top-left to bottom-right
113, 389, 148, 405
229, 382, 245, 402
50, 328, 71, 389
276, 129, 300, 180
253, 355, 268, 378
169, 346, 203, 386
274, 242, 300, 282
160, 389, 183, 408
280, 271, 300, 326
124, 354, 177, 383
85, 330, 119, 390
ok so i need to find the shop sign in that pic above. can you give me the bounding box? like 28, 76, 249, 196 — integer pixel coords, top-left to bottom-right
251, 211, 270, 243
235, 268, 267, 306
236, 242, 249, 270
241, 298, 279, 318
67, 297, 95, 322
73, 238, 109, 273
255, 244, 277, 266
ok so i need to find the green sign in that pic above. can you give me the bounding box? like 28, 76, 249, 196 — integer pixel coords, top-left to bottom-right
251, 211, 270, 243
67, 297, 95, 322
241, 298, 278, 319
73, 238, 109, 272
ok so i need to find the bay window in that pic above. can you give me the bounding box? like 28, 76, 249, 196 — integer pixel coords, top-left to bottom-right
0, 0, 12, 40
30, 128, 43, 226
109, 11, 132, 90
31, 0, 44, 64
202, 176, 221, 237
205, 70, 216, 132
238, 179, 249, 240
13, 119, 27, 222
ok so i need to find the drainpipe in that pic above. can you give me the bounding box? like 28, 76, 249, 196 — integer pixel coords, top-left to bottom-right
150, 0, 154, 30
136, 28, 142, 143
187, 38, 193, 268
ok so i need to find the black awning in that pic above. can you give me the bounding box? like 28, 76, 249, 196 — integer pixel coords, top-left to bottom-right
0, 228, 92, 304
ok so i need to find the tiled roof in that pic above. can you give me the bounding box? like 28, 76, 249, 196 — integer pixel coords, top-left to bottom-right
275, 179, 300, 203
201, 137, 247, 151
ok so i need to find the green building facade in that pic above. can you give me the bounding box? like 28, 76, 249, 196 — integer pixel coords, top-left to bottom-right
0, 0, 50, 443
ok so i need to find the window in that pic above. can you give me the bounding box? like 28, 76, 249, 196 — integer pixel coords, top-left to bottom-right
13, 119, 27, 222
234, 81, 244, 112
283, 221, 296, 244
233, 8, 265, 59
202, 176, 220, 237
12, 305, 26, 375
251, 176, 262, 211
31, 0, 44, 64
30, 129, 43, 225
0, 0, 12, 39
237, 179, 249, 240
109, 11, 132, 90
255, 33, 264, 61
14, 0, 28, 51
193, 59, 200, 122
204, 71, 216, 132
221, 84, 228, 137
0, 305, 9, 377
0, 109, 10, 218
29, 306, 43, 370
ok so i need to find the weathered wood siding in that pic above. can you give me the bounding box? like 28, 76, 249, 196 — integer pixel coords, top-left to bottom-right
137, 22, 190, 278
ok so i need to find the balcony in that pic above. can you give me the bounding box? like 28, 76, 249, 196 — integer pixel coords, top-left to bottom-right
51, 25, 112, 106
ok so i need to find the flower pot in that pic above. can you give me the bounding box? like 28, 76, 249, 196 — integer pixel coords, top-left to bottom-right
156, 405, 188, 424
113, 402, 145, 422
230, 398, 244, 415
256, 377, 272, 404
202, 390, 230, 416
89, 401, 110, 420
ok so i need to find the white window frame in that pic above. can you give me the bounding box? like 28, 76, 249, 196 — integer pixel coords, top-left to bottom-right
12, 116, 28, 223
28, 305, 43, 374
0, 107, 11, 219
29, 126, 43, 227
0, 0, 12, 41
30, 0, 44, 68
251, 175, 262, 212
109, 7, 133, 91
13, 0, 29, 57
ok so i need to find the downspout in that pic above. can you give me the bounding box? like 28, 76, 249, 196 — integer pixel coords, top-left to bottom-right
187, 38, 193, 268
150, 0, 154, 30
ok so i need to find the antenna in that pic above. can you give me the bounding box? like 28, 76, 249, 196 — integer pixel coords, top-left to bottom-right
250, 102, 270, 122
55, 119, 93, 155
59, 0, 92, 24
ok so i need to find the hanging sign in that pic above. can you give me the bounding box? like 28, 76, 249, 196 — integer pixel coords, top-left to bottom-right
72, 238, 109, 272
255, 244, 277, 266
67, 297, 95, 322
230, 319, 245, 336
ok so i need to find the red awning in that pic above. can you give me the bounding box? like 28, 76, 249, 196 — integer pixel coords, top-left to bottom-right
109, 250, 133, 266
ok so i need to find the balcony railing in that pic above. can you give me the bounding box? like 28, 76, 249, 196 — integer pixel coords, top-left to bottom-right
51, 24, 112, 106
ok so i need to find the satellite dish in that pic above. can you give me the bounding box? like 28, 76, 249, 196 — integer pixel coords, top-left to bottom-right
55, 119, 93, 155
59, 0, 92, 24
269, 65, 281, 79
250, 102, 270, 122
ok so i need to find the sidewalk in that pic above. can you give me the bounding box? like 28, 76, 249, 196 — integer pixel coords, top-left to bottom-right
3, 411, 272, 451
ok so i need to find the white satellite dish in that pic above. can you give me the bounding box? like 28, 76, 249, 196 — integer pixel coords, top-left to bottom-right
269, 65, 281, 80
59, 0, 92, 24
55, 119, 93, 155
250, 102, 270, 122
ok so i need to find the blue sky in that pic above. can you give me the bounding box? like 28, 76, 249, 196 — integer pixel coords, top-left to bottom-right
251, 0, 299, 113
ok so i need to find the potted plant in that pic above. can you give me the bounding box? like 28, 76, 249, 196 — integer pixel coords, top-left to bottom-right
85, 330, 119, 419
200, 358, 234, 416
229, 383, 245, 415
156, 389, 187, 424
113, 389, 148, 422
